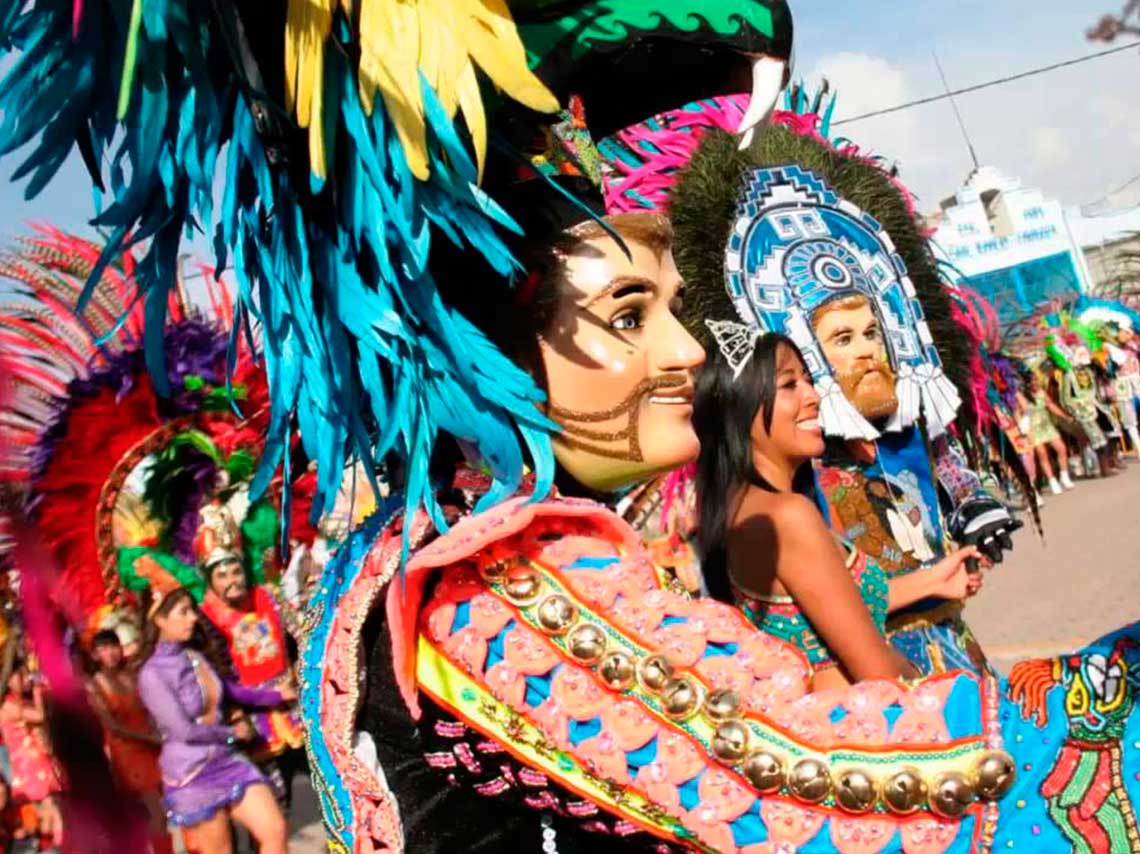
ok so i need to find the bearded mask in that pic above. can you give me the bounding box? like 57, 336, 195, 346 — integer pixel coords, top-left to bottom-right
811, 295, 900, 421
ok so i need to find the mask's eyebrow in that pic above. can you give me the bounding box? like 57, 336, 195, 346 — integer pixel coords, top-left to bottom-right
582, 275, 656, 308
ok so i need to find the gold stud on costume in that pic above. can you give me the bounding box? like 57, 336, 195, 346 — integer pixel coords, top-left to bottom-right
788, 758, 832, 804
566, 623, 606, 665
479, 555, 518, 582
711, 721, 750, 764
637, 654, 674, 693
928, 771, 976, 819
883, 767, 927, 815
501, 565, 542, 605
834, 768, 879, 814
661, 676, 701, 721
598, 651, 636, 690
704, 689, 743, 722
974, 750, 1017, 801
536, 594, 577, 635
743, 750, 785, 793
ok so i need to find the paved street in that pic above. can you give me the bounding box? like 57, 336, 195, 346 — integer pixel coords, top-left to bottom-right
967, 458, 1140, 673
285, 462, 1140, 848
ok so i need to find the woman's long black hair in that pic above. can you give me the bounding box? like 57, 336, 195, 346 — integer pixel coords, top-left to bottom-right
693, 333, 817, 603
138, 588, 230, 677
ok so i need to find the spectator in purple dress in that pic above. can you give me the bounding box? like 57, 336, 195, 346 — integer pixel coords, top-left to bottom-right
137, 588, 290, 854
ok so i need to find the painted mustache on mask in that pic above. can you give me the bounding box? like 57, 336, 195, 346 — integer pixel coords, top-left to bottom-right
548, 373, 692, 461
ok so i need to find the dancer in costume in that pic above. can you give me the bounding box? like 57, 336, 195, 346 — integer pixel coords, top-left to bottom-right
7, 3, 1140, 854
1018, 371, 1074, 495
86, 629, 172, 854
0, 663, 62, 851
1048, 333, 1122, 474
138, 583, 291, 853
196, 498, 307, 810
1090, 314, 1140, 457
0, 226, 313, 848
691, 330, 982, 689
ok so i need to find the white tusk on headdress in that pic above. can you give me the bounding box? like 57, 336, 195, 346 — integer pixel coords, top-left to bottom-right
737, 55, 787, 150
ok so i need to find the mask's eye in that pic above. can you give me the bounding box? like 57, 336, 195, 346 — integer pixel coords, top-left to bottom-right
611, 310, 643, 332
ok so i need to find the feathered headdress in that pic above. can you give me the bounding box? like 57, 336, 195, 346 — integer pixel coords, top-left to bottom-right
666, 90, 976, 439
0, 227, 307, 635
0, 1, 797, 563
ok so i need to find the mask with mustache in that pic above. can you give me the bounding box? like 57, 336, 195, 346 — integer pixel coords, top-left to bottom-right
834, 360, 900, 420
549, 372, 691, 462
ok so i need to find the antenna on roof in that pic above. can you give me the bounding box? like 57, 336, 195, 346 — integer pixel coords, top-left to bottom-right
933, 51, 981, 171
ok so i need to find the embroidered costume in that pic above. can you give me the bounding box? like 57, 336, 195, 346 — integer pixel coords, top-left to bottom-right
90, 674, 163, 796
733, 548, 890, 669
199, 585, 303, 760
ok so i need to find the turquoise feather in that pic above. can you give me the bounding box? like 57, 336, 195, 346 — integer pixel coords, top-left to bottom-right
0, 0, 560, 578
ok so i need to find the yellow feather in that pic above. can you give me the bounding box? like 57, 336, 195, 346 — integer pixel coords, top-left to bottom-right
285, 0, 335, 178
287, 0, 558, 183
359, 0, 429, 179
455, 60, 487, 180
418, 0, 460, 117
111, 492, 163, 548
461, 0, 559, 114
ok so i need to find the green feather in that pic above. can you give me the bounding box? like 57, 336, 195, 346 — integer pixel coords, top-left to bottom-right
240, 499, 279, 587
116, 545, 206, 602
116, 0, 144, 120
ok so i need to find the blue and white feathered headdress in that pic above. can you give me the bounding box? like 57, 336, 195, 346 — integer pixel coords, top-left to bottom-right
723, 165, 961, 439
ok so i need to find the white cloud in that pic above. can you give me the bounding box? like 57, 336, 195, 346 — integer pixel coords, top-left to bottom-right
1029, 127, 1070, 172
803, 48, 1140, 215
804, 52, 971, 211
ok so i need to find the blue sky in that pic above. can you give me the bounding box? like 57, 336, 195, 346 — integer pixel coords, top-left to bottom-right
0, 1, 1136, 246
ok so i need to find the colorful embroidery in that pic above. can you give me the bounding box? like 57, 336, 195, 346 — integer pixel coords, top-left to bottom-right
733, 550, 890, 669
1008, 637, 1140, 853
413, 499, 1013, 851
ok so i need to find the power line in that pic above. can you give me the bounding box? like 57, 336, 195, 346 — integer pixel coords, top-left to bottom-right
1082, 169, 1140, 212
833, 41, 1140, 126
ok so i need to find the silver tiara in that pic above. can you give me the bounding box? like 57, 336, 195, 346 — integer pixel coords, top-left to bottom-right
705, 318, 764, 381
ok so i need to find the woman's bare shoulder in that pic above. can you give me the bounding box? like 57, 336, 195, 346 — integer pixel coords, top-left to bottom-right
737, 488, 823, 527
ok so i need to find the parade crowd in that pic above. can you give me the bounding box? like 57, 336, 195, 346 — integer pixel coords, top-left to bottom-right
0, 526, 321, 854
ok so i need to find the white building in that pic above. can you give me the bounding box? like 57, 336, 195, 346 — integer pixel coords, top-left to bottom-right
930, 166, 1140, 323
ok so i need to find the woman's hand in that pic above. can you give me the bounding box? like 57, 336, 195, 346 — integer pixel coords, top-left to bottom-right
927, 546, 983, 601
231, 719, 256, 743
278, 683, 297, 704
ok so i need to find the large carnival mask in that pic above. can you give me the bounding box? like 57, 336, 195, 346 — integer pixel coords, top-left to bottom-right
721, 167, 959, 440
538, 215, 705, 492
672, 129, 967, 443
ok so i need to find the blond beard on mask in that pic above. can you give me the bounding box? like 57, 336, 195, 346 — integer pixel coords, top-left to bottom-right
834, 361, 900, 420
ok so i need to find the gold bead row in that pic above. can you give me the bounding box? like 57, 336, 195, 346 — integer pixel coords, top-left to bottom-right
484, 558, 1017, 818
